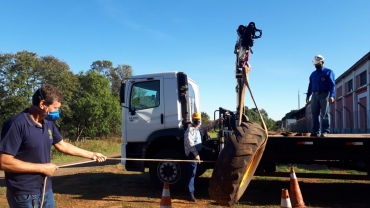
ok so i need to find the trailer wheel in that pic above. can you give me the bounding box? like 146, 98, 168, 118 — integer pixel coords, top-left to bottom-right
149, 149, 186, 190
209, 121, 267, 206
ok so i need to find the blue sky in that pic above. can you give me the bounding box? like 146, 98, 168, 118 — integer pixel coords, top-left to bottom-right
1, 0, 369, 121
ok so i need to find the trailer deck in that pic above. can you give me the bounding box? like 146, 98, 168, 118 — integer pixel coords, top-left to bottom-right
269, 134, 370, 138
260, 134, 370, 176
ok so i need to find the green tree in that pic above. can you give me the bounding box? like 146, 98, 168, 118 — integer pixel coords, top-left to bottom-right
38, 55, 78, 100
0, 50, 78, 133
90, 60, 133, 95
201, 111, 211, 125
65, 71, 121, 141
282, 110, 298, 121
265, 118, 277, 131
90, 60, 113, 76
245, 107, 276, 131
37, 55, 79, 131
111, 64, 133, 95
245, 107, 259, 122
0, 51, 41, 127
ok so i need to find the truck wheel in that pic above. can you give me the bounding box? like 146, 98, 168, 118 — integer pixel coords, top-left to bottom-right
209, 121, 267, 206
149, 149, 186, 190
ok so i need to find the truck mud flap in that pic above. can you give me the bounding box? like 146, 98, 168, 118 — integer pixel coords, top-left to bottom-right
209, 121, 267, 206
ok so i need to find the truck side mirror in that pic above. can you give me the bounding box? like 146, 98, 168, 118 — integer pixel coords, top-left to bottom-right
119, 82, 125, 104
129, 106, 136, 115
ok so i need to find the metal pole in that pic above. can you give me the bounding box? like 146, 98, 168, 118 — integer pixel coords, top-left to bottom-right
335, 109, 342, 133
330, 112, 333, 133
343, 106, 352, 133
358, 102, 367, 133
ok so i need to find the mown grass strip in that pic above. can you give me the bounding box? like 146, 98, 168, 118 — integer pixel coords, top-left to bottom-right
51, 137, 121, 164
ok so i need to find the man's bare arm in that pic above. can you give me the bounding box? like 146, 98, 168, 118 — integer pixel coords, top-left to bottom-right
0, 153, 58, 176
54, 140, 106, 162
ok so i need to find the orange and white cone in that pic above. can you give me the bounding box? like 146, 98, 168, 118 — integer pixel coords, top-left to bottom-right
289, 167, 305, 207
160, 181, 172, 208
281, 189, 292, 208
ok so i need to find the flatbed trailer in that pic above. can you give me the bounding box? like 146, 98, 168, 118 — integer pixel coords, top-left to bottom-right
259, 134, 370, 176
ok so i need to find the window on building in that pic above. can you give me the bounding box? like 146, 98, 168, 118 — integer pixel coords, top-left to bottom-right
347, 79, 353, 93
360, 71, 367, 87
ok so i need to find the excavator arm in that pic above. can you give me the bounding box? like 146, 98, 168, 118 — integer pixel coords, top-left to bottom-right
234, 22, 262, 125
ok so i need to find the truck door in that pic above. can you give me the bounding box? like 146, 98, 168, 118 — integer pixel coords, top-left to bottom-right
126, 77, 164, 142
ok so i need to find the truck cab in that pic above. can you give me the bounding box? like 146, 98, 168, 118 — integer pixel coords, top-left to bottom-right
119, 71, 208, 188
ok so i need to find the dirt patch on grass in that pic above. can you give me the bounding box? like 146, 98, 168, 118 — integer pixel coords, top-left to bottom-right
1, 161, 370, 207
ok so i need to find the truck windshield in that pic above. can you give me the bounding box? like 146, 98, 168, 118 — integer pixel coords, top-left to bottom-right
130, 80, 160, 110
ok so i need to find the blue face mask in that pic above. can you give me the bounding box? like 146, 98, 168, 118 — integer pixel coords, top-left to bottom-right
46, 110, 60, 121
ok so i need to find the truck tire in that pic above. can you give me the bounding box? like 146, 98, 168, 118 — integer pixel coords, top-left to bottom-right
149, 149, 186, 190
209, 121, 267, 206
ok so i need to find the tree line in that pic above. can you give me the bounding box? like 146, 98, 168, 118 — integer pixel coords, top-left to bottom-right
200, 108, 277, 131
0, 50, 278, 141
0, 50, 132, 141
244, 107, 277, 130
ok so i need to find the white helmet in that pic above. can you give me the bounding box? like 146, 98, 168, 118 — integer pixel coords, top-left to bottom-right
312, 55, 324, 65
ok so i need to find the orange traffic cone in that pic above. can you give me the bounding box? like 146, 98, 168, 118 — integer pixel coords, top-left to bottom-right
289, 167, 305, 208
281, 189, 292, 208
160, 181, 172, 208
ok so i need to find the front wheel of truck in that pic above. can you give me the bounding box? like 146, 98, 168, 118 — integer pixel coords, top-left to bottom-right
149, 149, 186, 190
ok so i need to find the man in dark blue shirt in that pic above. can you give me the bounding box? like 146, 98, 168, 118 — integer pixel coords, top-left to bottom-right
0, 84, 107, 208
306, 55, 336, 137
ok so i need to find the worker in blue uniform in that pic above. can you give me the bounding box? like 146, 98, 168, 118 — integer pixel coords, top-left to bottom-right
306, 55, 336, 137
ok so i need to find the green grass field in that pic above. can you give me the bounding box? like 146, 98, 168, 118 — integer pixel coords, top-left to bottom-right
51, 137, 121, 164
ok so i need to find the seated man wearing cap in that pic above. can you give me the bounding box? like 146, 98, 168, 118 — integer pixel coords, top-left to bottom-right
306, 55, 336, 137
